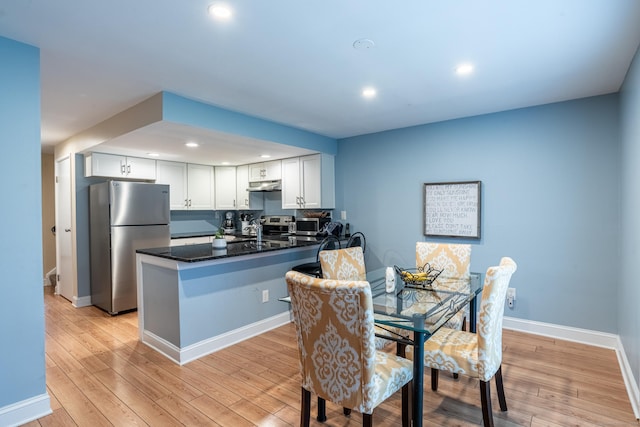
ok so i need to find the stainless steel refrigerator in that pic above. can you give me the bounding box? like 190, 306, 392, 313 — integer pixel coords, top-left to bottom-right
90, 181, 170, 314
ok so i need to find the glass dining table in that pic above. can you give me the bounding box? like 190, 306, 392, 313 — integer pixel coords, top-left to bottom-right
281, 268, 482, 427
366, 268, 483, 427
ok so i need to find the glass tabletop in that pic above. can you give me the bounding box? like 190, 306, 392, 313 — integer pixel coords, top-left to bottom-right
366, 268, 482, 335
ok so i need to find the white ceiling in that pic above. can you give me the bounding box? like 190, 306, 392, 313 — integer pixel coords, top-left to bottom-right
1, 0, 639, 163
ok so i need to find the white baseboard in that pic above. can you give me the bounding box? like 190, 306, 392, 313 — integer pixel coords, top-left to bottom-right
72, 295, 92, 308
503, 316, 640, 420
142, 311, 292, 365
0, 393, 51, 427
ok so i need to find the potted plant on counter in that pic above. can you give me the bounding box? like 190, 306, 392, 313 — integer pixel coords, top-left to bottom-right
212, 228, 227, 248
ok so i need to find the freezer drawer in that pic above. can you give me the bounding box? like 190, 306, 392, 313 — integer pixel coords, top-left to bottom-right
92, 225, 169, 314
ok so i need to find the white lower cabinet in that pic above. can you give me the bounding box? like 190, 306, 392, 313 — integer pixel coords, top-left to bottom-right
156, 161, 215, 210
281, 154, 335, 209
215, 166, 237, 209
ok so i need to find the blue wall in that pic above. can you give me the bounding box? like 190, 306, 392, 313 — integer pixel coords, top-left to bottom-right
336, 94, 620, 333
620, 44, 640, 388
161, 92, 338, 155
0, 37, 46, 407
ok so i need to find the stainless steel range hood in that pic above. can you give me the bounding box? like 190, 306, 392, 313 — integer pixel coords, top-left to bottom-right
247, 180, 282, 192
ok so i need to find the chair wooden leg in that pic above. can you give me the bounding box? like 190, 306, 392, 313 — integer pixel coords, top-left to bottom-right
431, 368, 439, 391
363, 413, 373, 427
495, 365, 508, 411
317, 396, 327, 422
479, 380, 494, 427
301, 388, 311, 427
343, 407, 351, 416
402, 381, 412, 427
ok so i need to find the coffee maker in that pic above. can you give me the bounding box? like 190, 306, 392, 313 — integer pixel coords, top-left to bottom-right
222, 211, 236, 234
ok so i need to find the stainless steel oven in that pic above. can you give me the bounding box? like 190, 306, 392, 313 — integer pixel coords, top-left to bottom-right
261, 215, 294, 236
295, 217, 331, 236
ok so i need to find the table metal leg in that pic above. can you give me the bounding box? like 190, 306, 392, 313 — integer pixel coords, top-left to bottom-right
412, 329, 425, 427
469, 298, 477, 333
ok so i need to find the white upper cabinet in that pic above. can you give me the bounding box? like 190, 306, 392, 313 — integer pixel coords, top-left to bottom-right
85, 152, 156, 180
236, 165, 264, 210
155, 160, 188, 210
249, 160, 282, 182
281, 154, 335, 209
281, 157, 301, 209
187, 163, 215, 210
214, 166, 237, 210
156, 161, 215, 210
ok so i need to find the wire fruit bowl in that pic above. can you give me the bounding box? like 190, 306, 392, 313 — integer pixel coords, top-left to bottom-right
394, 263, 442, 288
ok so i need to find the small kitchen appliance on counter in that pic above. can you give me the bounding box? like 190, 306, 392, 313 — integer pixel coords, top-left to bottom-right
222, 211, 236, 234
295, 216, 331, 236
261, 215, 295, 236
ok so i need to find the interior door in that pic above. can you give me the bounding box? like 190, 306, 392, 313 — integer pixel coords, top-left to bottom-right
55, 156, 74, 301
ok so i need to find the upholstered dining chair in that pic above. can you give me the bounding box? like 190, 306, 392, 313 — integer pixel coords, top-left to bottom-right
285, 271, 413, 427
415, 242, 471, 330
291, 235, 341, 278
417, 257, 517, 427
319, 246, 366, 281
319, 247, 400, 350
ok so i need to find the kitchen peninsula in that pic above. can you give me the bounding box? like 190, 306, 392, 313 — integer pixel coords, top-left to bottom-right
135, 236, 319, 365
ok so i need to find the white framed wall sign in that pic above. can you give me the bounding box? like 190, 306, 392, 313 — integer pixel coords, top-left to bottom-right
424, 181, 481, 239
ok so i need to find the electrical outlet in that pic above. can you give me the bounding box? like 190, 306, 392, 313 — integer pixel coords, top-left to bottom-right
506, 288, 516, 308
262, 289, 269, 303
341, 210, 347, 220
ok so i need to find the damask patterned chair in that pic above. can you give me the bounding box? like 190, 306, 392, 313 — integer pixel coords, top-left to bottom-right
418, 257, 517, 427
291, 235, 341, 278
285, 271, 413, 427
415, 242, 471, 330
319, 247, 398, 350
319, 246, 366, 281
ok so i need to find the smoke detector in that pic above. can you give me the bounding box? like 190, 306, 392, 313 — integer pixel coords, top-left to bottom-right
353, 39, 375, 50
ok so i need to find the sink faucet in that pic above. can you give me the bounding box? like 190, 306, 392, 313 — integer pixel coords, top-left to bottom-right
246, 220, 263, 244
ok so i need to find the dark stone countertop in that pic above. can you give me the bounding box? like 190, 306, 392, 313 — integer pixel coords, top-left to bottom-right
137, 235, 322, 263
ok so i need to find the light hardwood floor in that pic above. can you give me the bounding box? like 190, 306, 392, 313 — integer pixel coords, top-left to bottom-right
23, 288, 639, 426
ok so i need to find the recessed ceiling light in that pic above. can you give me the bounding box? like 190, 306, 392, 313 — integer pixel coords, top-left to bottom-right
208, 3, 232, 19
221, 161, 230, 165
185, 142, 199, 148
362, 87, 377, 98
260, 154, 271, 159
147, 153, 160, 157
455, 63, 474, 76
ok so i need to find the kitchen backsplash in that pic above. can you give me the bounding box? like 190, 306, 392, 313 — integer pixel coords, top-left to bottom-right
169, 192, 330, 236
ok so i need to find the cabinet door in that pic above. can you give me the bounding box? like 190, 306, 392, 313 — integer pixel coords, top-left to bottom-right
300, 155, 322, 209
249, 163, 265, 181
126, 157, 156, 180
86, 153, 126, 177
215, 166, 237, 209
156, 161, 188, 210
187, 164, 215, 210
281, 157, 301, 209
263, 160, 282, 180
236, 165, 250, 209
236, 165, 264, 210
